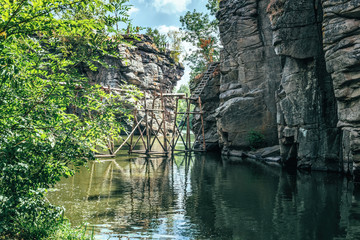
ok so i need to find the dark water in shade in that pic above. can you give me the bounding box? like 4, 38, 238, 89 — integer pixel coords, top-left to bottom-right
47, 152, 360, 240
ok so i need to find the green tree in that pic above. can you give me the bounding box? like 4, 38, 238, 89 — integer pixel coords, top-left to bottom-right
167, 30, 183, 63
176, 84, 190, 95
180, 0, 220, 80
175, 84, 193, 126
0, 0, 139, 238
146, 27, 167, 51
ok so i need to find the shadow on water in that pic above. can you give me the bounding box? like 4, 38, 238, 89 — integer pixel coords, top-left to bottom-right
47, 152, 360, 239
187, 154, 359, 240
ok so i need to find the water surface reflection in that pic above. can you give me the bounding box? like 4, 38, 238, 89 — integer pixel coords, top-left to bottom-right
48, 153, 360, 239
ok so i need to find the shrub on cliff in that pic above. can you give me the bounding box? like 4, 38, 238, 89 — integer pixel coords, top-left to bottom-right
247, 130, 265, 150
146, 27, 168, 51
180, 0, 221, 81
146, 28, 183, 64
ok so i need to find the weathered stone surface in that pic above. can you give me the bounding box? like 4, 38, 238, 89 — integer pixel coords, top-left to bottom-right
322, 0, 360, 177
191, 0, 360, 178
192, 67, 221, 151
86, 35, 183, 92
267, 0, 341, 171
254, 145, 280, 158
215, 0, 282, 151
85, 35, 184, 132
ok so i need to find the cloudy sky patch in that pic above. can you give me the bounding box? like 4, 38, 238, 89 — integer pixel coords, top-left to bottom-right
128, 6, 140, 15
152, 0, 192, 14
128, 0, 208, 86
157, 25, 180, 34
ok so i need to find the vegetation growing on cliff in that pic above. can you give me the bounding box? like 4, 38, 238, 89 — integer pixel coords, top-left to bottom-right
146, 27, 183, 63
247, 130, 266, 150
0, 0, 138, 238
146, 27, 168, 51
180, 0, 221, 81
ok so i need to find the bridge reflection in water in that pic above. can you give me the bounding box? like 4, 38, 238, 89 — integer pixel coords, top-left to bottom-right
48, 152, 360, 239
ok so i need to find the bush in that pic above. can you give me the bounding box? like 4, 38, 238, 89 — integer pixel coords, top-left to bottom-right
0, 192, 93, 240
49, 221, 94, 240
0, 0, 135, 238
247, 130, 265, 150
0, 193, 61, 239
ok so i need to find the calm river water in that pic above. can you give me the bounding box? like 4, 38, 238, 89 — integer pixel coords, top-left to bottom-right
48, 152, 360, 240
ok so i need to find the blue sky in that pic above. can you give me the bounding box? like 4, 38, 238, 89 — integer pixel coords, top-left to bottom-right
128, 0, 207, 29
127, 0, 209, 86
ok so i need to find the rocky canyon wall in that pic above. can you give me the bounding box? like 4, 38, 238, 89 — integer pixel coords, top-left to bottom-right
216, 0, 282, 152
322, 0, 360, 177
267, 0, 341, 171
86, 35, 183, 93
85, 35, 184, 131
200, 0, 360, 177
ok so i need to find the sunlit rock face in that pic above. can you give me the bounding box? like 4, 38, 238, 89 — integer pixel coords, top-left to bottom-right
191, 0, 360, 177
84, 35, 184, 132
215, 0, 282, 151
85, 35, 184, 93
267, 0, 341, 171
322, 0, 360, 177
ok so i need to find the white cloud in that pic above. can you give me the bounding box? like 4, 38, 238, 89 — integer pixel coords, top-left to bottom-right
153, 0, 191, 14
157, 25, 180, 35
128, 6, 140, 15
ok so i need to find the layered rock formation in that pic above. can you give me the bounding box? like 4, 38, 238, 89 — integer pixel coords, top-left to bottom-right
216, 0, 282, 151
322, 0, 360, 176
86, 35, 183, 92
85, 35, 184, 131
196, 0, 360, 178
267, 0, 341, 171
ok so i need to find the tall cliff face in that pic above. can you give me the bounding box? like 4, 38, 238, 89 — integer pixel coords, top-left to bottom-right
209, 0, 360, 177
216, 0, 282, 151
267, 0, 340, 171
322, 0, 360, 177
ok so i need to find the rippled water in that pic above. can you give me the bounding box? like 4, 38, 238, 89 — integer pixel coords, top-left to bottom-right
47, 152, 360, 240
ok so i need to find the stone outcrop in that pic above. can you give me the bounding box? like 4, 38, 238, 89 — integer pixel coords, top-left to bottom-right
85, 35, 184, 131
86, 35, 183, 93
195, 0, 360, 178
267, 0, 341, 171
322, 0, 360, 177
216, 0, 282, 151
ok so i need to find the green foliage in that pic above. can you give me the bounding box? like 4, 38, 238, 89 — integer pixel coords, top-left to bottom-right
146, 27, 167, 51
247, 130, 265, 150
146, 28, 183, 63
0, 0, 139, 238
49, 221, 94, 240
167, 30, 183, 63
206, 0, 221, 16
176, 84, 193, 126
0, 192, 62, 239
176, 84, 190, 95
180, 0, 220, 79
